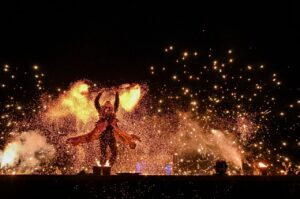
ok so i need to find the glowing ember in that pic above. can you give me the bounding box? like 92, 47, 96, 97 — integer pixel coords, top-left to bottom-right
257, 162, 268, 168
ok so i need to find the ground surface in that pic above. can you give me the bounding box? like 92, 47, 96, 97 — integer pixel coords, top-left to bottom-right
0, 175, 300, 198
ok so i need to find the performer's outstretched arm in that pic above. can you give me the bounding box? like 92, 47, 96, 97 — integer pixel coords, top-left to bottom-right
94, 92, 103, 112
114, 91, 119, 112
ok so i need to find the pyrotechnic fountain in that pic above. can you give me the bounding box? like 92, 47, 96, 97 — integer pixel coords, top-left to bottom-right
0, 80, 244, 175
0, 45, 299, 176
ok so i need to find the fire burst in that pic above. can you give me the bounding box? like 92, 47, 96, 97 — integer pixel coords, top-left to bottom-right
0, 44, 299, 175
119, 84, 142, 112
45, 81, 95, 123
45, 82, 143, 122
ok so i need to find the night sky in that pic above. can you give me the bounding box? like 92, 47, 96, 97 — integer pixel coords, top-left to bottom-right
0, 1, 298, 85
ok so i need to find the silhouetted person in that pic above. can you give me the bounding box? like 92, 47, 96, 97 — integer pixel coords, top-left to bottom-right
94, 91, 119, 166
287, 167, 295, 175
214, 160, 228, 175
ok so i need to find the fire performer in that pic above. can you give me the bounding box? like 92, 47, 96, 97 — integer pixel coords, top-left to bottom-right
67, 89, 141, 166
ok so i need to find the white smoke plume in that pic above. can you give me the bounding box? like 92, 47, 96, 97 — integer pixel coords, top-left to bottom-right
0, 131, 56, 173
171, 112, 243, 169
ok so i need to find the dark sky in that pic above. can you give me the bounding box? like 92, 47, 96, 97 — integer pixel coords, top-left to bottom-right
0, 1, 298, 86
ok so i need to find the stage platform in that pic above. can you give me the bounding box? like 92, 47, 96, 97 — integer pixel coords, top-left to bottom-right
1, 175, 300, 198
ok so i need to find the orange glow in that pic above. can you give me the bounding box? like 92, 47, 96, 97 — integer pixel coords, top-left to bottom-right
45, 81, 97, 124
95, 159, 101, 167
104, 160, 110, 167
257, 162, 268, 168
119, 84, 142, 112
46, 82, 143, 124
95, 159, 110, 167
0, 142, 20, 168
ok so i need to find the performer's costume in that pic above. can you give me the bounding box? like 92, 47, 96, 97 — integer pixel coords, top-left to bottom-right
67, 91, 141, 166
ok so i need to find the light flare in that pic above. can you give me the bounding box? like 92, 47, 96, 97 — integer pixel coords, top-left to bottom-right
0, 142, 20, 168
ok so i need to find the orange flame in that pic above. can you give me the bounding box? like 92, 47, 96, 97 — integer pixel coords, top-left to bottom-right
104, 160, 110, 167
119, 84, 142, 112
45, 82, 143, 127
46, 81, 97, 124
257, 162, 268, 168
95, 159, 101, 167
95, 159, 110, 167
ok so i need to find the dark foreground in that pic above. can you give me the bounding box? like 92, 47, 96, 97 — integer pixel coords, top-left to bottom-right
1, 175, 300, 199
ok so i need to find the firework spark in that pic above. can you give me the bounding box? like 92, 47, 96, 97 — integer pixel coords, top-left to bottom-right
0, 45, 299, 175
